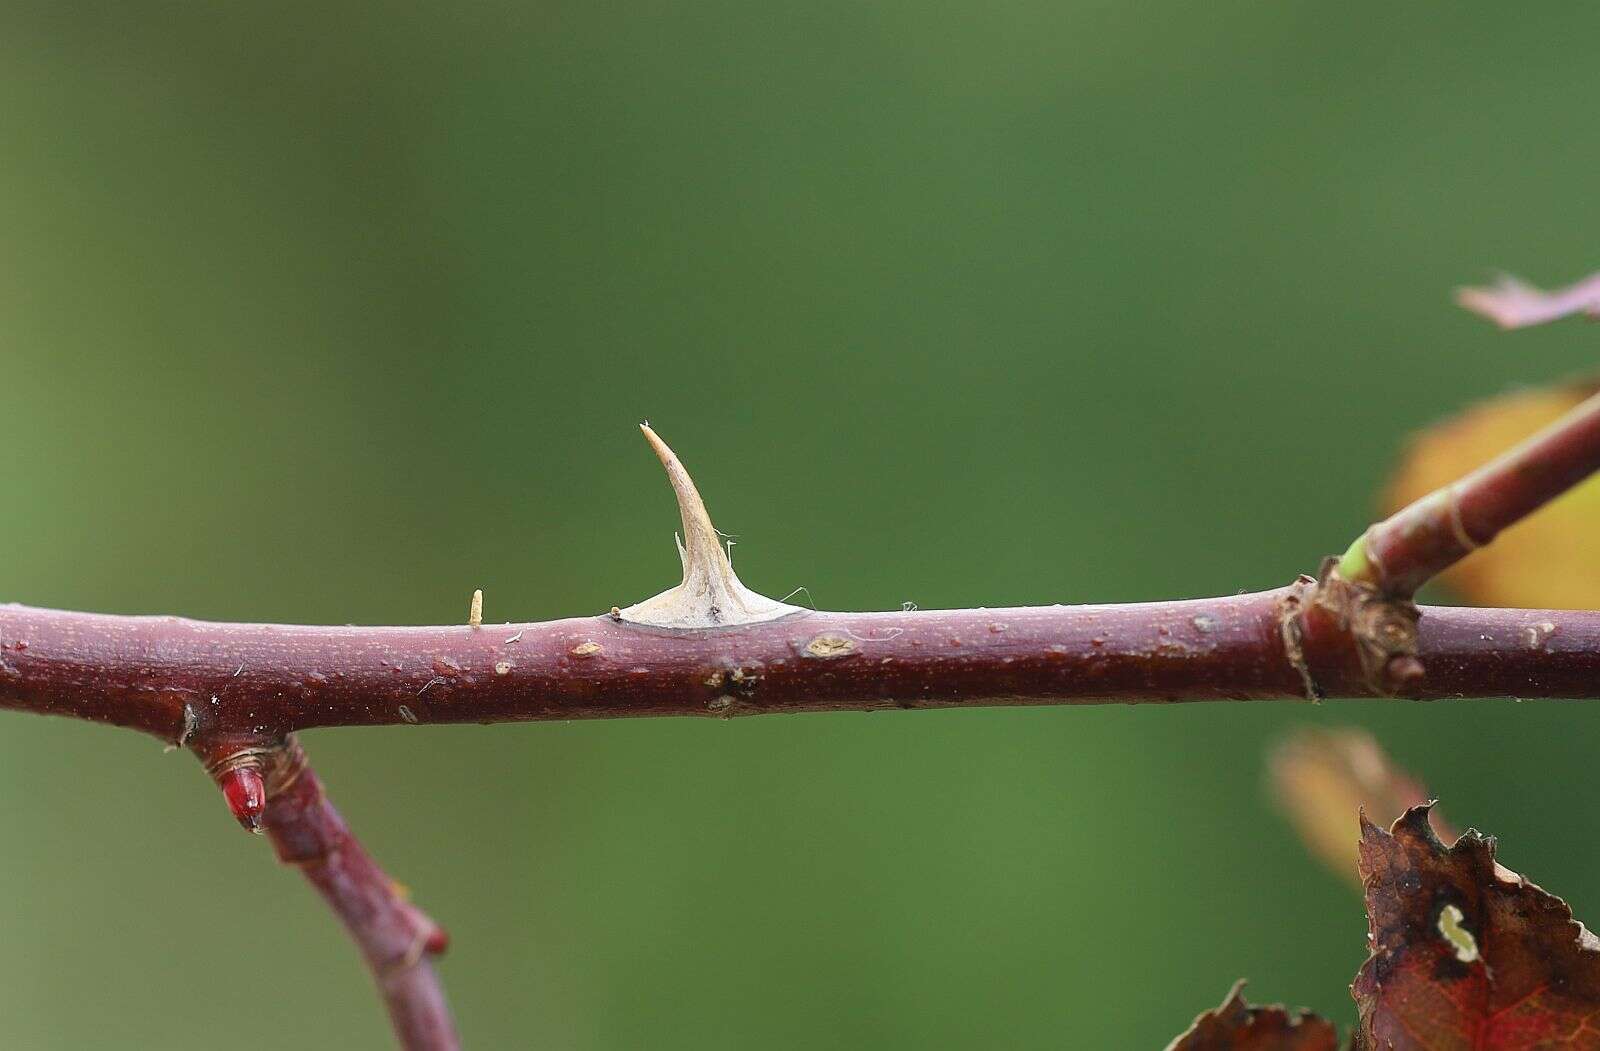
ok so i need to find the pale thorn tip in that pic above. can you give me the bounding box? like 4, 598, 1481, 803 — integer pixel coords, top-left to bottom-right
469, 589, 483, 628
638, 423, 726, 581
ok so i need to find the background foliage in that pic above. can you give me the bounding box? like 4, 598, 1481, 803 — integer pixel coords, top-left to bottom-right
2, 3, 1598, 1046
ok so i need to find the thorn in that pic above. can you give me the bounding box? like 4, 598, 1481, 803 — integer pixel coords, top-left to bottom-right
424, 925, 450, 956
217, 761, 268, 834
638, 423, 725, 583
617, 426, 802, 629
468, 589, 483, 628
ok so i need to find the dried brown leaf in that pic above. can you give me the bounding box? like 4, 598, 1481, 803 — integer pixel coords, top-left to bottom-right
1166, 982, 1339, 1051
1354, 805, 1600, 1049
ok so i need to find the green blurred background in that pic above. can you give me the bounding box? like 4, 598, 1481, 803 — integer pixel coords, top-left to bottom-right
2, 2, 1598, 1047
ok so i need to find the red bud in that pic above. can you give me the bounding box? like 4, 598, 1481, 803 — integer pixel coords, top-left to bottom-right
218, 764, 267, 833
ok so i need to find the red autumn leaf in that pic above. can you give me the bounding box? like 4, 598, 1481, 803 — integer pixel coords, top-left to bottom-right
1166, 981, 1339, 1050
1354, 804, 1600, 1049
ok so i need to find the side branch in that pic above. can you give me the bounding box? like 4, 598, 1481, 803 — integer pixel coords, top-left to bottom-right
3, 589, 1599, 740
259, 738, 456, 1050
1338, 388, 1600, 598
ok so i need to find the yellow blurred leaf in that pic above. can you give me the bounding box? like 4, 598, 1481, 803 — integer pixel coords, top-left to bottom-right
1269, 728, 1452, 886
1384, 380, 1600, 608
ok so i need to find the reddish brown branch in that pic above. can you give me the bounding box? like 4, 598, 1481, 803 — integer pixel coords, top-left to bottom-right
1458, 270, 1600, 329
4, 589, 1593, 1045
3, 424, 1599, 1046
259, 738, 456, 1051
1340, 388, 1600, 597
2, 586, 1599, 745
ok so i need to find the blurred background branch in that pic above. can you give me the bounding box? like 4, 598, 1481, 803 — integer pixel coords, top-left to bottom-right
1458, 271, 1600, 329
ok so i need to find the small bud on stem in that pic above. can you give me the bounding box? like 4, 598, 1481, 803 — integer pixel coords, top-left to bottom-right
220, 764, 267, 833
204, 749, 271, 834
